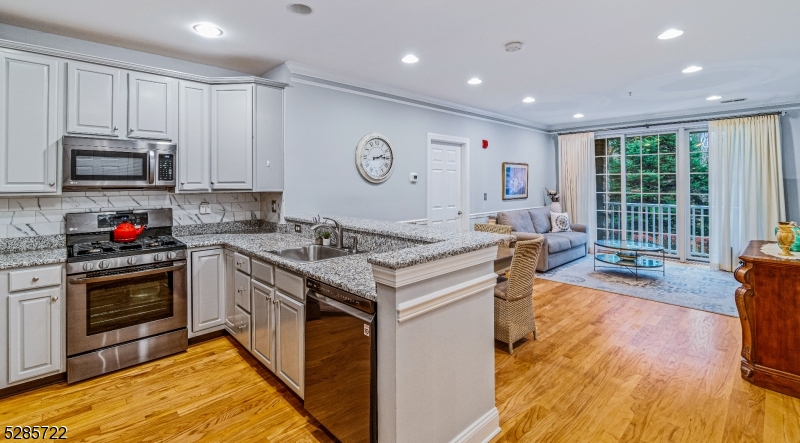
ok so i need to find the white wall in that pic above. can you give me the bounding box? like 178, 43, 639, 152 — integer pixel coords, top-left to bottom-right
0, 23, 249, 77
266, 64, 557, 222
781, 110, 800, 222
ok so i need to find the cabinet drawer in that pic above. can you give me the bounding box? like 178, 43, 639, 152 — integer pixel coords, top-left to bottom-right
231, 305, 251, 351
9, 265, 62, 292
251, 259, 274, 285
275, 268, 304, 301
235, 270, 251, 312
234, 252, 251, 274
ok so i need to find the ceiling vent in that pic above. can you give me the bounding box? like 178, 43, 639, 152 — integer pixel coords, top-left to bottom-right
720, 98, 747, 103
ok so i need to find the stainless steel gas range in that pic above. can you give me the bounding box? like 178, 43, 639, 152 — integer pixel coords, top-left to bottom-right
65, 208, 188, 383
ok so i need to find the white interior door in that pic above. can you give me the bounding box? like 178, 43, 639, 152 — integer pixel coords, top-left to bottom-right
428, 138, 463, 228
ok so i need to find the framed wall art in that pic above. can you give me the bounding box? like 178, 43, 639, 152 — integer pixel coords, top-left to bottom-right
502, 162, 529, 200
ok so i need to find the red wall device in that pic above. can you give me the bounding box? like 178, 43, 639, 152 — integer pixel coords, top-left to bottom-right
482, 140, 489, 149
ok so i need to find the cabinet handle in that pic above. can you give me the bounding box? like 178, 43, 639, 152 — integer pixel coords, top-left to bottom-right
49, 182, 55, 187
129, 128, 134, 133
32, 277, 40, 282
113, 126, 118, 131
238, 324, 246, 330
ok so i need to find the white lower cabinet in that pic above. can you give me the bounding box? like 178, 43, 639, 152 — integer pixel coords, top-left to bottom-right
7, 287, 62, 384
275, 290, 305, 397
231, 305, 251, 351
190, 249, 226, 332
234, 270, 251, 312
251, 280, 275, 372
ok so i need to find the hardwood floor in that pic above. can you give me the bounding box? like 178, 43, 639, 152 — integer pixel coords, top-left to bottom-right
1, 281, 798, 442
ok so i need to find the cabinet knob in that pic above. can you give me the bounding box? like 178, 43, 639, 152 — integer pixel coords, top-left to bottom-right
51, 295, 58, 301
113, 126, 118, 131
49, 182, 55, 187
32, 277, 39, 282
129, 128, 134, 133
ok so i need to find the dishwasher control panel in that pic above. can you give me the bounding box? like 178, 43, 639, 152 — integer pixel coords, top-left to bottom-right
307, 279, 375, 314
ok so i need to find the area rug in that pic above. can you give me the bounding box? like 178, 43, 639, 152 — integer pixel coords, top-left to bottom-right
538, 255, 739, 317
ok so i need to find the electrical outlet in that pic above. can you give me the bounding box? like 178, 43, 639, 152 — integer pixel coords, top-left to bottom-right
294, 224, 302, 233
199, 202, 211, 214
271, 200, 277, 213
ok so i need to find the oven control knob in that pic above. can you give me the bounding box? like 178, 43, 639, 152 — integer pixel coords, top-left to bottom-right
127, 257, 138, 265
83, 262, 94, 271
153, 253, 163, 261
98, 260, 110, 269
167, 251, 177, 260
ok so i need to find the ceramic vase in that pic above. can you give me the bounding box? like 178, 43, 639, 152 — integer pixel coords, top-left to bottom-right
776, 222, 796, 256
322, 238, 331, 246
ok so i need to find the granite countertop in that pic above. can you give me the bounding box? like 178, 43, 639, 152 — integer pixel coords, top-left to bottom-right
285, 215, 514, 270
0, 248, 67, 270
177, 233, 379, 300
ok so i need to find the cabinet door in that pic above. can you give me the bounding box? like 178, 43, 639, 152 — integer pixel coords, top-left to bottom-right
224, 250, 236, 330
232, 305, 251, 351
67, 61, 122, 136
275, 290, 304, 397
8, 287, 61, 384
191, 249, 225, 332
252, 279, 275, 372
178, 80, 210, 191
235, 270, 251, 312
127, 72, 177, 140
254, 85, 283, 192
0, 51, 59, 194
210, 84, 253, 190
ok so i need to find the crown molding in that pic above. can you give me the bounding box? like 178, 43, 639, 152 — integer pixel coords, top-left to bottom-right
550, 97, 800, 134
283, 62, 549, 133
0, 37, 288, 89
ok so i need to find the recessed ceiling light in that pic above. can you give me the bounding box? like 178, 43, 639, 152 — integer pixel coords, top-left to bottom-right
192, 23, 223, 38
706, 95, 722, 100
468, 78, 482, 85
522, 97, 535, 103
573, 114, 584, 118
287, 3, 313, 15
402, 54, 419, 64
658, 29, 684, 40
682, 65, 703, 73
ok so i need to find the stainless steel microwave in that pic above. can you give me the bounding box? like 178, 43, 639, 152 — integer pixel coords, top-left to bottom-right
62, 136, 176, 189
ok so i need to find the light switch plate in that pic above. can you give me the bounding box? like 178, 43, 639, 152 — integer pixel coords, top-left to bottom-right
409, 173, 418, 183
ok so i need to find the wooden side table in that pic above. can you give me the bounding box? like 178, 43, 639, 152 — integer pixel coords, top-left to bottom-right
735, 240, 800, 398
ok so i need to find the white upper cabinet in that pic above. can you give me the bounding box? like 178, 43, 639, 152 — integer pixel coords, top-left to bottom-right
211, 84, 253, 190
254, 85, 284, 192
0, 51, 60, 194
67, 61, 123, 137
178, 80, 210, 191
127, 72, 177, 141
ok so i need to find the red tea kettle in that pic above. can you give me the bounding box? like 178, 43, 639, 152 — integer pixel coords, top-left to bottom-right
113, 221, 146, 243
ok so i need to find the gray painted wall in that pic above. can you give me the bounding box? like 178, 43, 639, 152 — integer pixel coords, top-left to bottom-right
267, 65, 557, 222
782, 111, 800, 223
0, 23, 249, 77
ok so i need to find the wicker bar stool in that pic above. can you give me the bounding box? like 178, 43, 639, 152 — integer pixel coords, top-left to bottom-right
493, 237, 544, 354
474, 223, 512, 247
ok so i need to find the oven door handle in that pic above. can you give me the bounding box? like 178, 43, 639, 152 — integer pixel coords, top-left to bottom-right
68, 263, 186, 285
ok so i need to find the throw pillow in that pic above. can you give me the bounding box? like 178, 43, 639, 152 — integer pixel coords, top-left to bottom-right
497, 211, 535, 233
528, 207, 552, 233
550, 212, 572, 233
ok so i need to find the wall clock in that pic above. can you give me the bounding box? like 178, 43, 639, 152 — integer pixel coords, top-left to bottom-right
355, 132, 394, 183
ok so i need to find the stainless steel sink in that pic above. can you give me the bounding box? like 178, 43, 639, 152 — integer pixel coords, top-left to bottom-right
266, 245, 358, 263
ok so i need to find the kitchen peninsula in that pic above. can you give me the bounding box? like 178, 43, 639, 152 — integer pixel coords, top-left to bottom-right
178, 215, 513, 443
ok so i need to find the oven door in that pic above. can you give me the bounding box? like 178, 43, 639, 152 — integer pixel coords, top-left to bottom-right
67, 261, 187, 356
64, 146, 153, 188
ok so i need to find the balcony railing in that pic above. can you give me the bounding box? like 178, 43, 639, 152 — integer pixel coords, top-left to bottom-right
602, 203, 709, 261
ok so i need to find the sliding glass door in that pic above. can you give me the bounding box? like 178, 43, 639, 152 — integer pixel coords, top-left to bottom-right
595, 131, 709, 262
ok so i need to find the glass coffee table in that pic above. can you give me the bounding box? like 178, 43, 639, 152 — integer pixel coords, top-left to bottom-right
594, 240, 665, 280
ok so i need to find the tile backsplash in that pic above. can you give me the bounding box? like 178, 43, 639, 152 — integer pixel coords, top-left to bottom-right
0, 190, 282, 238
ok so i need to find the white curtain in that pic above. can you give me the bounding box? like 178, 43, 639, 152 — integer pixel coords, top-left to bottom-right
708, 115, 785, 271
558, 132, 596, 250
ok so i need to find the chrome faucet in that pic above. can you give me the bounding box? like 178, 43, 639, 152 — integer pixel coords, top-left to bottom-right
310, 217, 344, 248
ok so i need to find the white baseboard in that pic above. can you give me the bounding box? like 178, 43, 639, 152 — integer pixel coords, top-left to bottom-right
450, 407, 501, 443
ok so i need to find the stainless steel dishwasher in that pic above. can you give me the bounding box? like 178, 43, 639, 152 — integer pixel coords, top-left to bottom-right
305, 279, 377, 443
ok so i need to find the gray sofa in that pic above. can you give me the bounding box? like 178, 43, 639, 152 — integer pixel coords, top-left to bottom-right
495, 207, 588, 272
